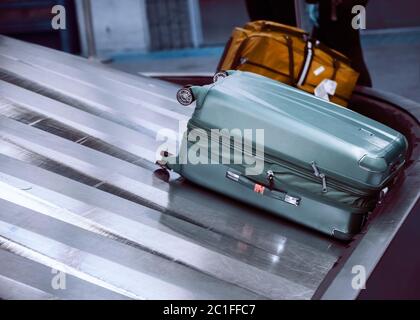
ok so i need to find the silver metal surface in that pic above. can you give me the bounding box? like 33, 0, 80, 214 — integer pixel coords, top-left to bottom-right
0, 274, 58, 300
0, 36, 344, 299
3, 35, 418, 300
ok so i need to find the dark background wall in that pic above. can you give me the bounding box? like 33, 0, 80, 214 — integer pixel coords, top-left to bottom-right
367, 0, 420, 29
199, 0, 248, 46
0, 0, 80, 53
358, 201, 420, 299
1, 0, 419, 51
199, 0, 420, 46
146, 0, 193, 50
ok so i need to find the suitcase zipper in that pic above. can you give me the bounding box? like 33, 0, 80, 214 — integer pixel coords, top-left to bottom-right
311, 161, 328, 193
187, 121, 374, 197
263, 153, 372, 196
226, 170, 301, 206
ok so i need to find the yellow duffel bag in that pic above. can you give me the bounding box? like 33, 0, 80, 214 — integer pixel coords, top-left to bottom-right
217, 20, 359, 107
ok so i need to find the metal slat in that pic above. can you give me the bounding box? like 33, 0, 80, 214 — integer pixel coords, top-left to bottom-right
0, 37, 191, 117
0, 55, 185, 138
0, 83, 160, 164
0, 249, 128, 300
0, 35, 183, 99
0, 274, 58, 300
0, 198, 262, 300
0, 222, 197, 300
0, 153, 323, 299
0, 167, 313, 299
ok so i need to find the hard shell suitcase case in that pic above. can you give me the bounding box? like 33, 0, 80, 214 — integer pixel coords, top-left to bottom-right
163, 71, 407, 240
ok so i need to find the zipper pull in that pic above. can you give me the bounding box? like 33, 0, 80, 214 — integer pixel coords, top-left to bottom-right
266, 170, 274, 189
311, 161, 320, 176
320, 173, 327, 193
311, 161, 328, 193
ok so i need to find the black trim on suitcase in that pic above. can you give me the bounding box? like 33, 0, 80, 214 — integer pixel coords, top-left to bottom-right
226, 170, 301, 206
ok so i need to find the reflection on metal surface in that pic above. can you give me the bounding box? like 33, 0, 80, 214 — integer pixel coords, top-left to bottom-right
0, 274, 58, 300
0, 177, 312, 299
0, 36, 346, 299
0, 233, 144, 300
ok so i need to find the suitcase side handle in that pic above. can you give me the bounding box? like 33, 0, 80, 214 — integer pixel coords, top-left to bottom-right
225, 170, 300, 206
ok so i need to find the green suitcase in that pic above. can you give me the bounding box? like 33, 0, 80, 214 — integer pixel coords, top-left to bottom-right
162, 70, 407, 240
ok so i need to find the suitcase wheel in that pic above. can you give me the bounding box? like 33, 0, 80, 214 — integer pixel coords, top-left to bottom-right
213, 71, 228, 83
176, 86, 195, 106
153, 168, 170, 182
176, 87, 195, 106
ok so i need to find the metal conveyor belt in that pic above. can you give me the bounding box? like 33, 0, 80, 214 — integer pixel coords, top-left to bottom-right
0, 36, 344, 300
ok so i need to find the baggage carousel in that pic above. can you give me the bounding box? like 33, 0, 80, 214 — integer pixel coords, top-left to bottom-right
0, 35, 418, 300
